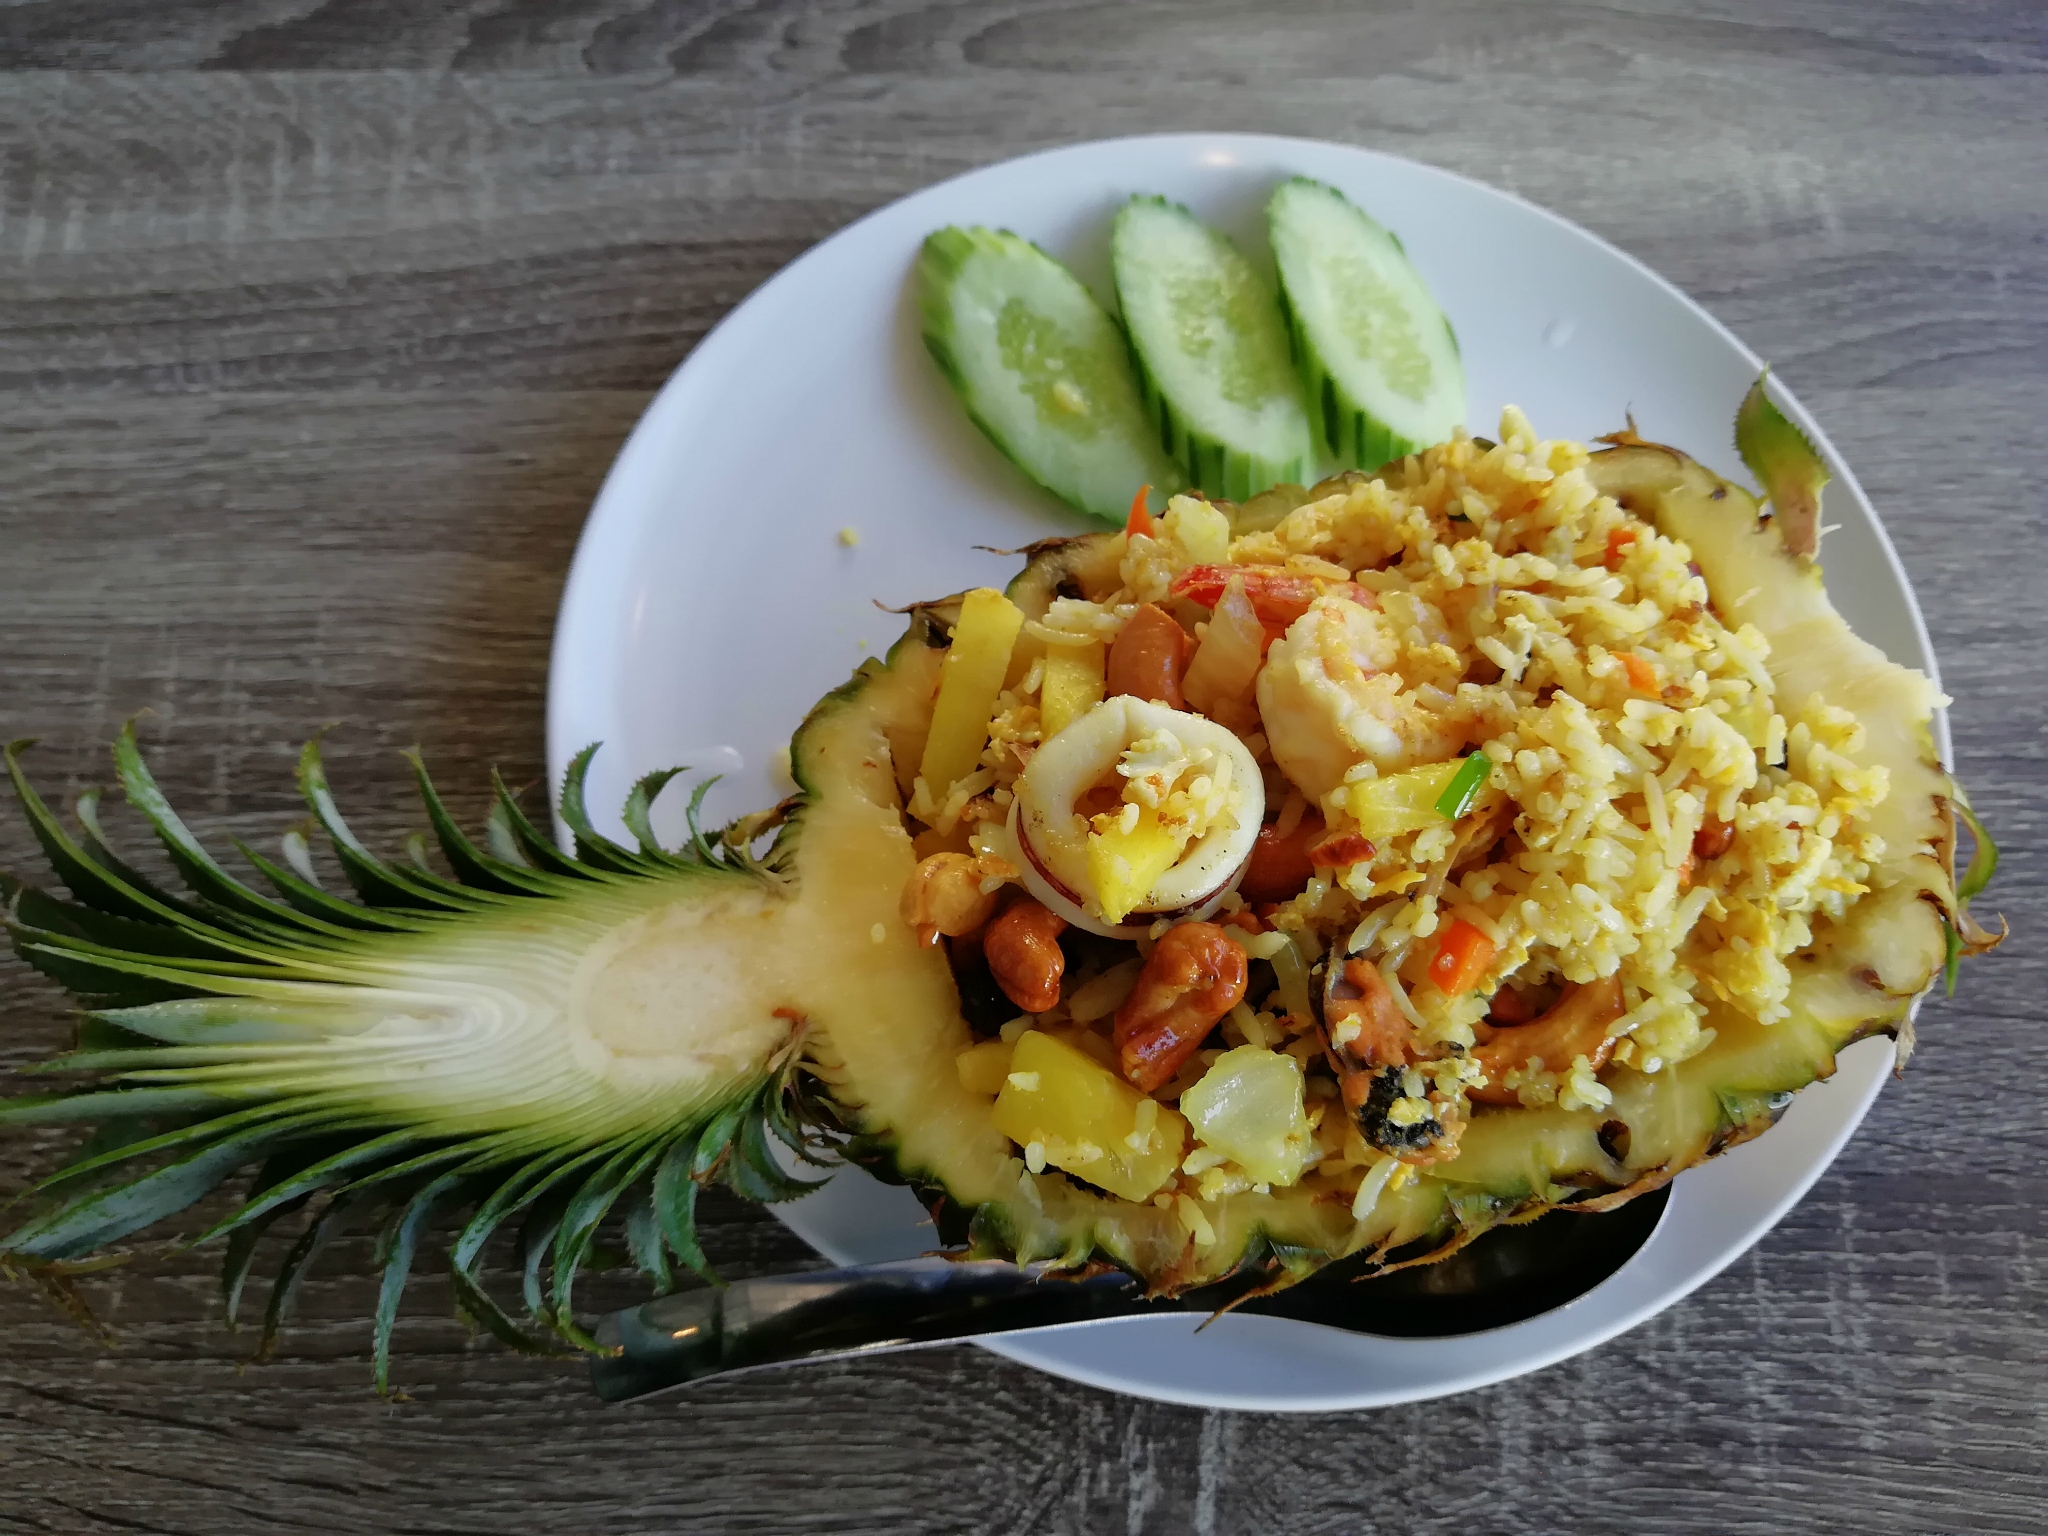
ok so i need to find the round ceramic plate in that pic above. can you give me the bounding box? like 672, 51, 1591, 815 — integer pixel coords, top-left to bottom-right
547, 133, 1942, 1412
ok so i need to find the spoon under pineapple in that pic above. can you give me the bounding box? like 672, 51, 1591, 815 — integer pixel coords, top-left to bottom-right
587, 1183, 1668, 1401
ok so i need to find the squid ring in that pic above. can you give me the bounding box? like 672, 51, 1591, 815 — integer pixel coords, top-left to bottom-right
1004, 697, 1263, 938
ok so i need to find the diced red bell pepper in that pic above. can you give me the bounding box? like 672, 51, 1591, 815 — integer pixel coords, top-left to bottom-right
1126, 485, 1155, 539
1169, 565, 1377, 647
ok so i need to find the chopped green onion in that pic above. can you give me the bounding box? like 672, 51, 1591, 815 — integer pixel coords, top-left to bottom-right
1435, 752, 1492, 820
1956, 798, 1997, 902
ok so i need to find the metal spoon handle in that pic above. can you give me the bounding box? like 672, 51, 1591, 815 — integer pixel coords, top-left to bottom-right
589, 1258, 1148, 1401
588, 1184, 1673, 1401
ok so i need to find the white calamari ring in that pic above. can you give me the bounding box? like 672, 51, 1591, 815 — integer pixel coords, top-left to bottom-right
1007, 697, 1263, 939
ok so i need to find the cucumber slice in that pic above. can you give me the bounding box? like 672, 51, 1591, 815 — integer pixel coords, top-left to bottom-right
1110, 197, 1313, 501
1267, 177, 1465, 471
918, 226, 1186, 523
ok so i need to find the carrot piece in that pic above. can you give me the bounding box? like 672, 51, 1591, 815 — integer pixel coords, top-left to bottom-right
1427, 918, 1497, 997
1619, 652, 1658, 693
1126, 485, 1155, 539
1604, 527, 1639, 570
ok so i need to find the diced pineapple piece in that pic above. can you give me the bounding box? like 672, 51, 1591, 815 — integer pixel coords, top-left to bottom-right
955, 1038, 1014, 1096
1162, 495, 1232, 565
991, 1031, 1188, 1202
1040, 642, 1106, 740
1085, 802, 1187, 926
1341, 759, 1461, 841
1180, 1045, 1316, 1188
919, 587, 1024, 799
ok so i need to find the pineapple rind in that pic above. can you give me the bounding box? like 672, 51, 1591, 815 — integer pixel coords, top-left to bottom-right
817, 442, 1968, 1293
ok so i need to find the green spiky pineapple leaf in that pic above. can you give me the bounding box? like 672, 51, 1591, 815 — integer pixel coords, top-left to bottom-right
1734, 368, 1830, 559
1955, 797, 1998, 903
1943, 793, 2005, 996
0, 732, 826, 1392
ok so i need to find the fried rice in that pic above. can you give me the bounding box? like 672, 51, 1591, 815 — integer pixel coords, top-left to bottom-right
914, 407, 1895, 1218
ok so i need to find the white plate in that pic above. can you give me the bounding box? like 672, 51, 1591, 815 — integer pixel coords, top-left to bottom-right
548, 133, 1943, 1412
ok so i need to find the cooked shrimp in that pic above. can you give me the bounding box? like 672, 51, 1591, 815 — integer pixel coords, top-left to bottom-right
1468, 976, 1625, 1105
1255, 594, 1472, 803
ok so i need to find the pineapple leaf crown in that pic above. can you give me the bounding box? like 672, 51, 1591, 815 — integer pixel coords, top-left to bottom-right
0, 728, 829, 1394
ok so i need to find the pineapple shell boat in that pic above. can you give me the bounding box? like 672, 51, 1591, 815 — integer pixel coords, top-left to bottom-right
0, 429, 1998, 1390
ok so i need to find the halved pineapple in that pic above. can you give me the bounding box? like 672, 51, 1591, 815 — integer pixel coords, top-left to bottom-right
808, 449, 1992, 1278
0, 437, 1994, 1383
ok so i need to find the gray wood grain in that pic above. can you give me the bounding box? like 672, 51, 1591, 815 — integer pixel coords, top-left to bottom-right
0, 2, 2043, 1532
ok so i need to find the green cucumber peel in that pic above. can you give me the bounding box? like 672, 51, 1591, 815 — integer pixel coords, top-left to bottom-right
917, 225, 1186, 523
1267, 177, 1464, 472
1111, 196, 1313, 500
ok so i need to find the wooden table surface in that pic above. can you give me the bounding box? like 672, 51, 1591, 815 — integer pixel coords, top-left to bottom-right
1, 3, 2042, 1532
